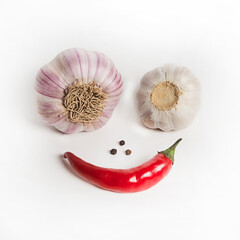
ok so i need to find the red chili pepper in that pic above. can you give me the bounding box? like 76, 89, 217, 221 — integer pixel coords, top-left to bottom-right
64, 138, 182, 193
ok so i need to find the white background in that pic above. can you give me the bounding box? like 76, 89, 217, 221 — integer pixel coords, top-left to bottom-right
1, 0, 240, 239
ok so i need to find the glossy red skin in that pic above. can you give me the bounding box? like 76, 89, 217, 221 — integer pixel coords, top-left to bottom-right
64, 152, 172, 193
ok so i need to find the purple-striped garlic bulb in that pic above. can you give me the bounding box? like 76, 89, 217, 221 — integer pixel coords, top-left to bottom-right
35, 48, 123, 133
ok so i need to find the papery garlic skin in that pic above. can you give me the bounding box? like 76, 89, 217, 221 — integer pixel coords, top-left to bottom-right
137, 64, 200, 131
35, 48, 123, 133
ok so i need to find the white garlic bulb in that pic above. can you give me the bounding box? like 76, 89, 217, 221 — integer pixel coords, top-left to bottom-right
137, 64, 200, 131
35, 48, 123, 133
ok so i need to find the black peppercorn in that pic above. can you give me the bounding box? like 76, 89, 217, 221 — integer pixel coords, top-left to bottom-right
119, 140, 125, 146
110, 149, 117, 155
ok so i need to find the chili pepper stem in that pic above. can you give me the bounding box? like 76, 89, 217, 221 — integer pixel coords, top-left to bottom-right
158, 138, 182, 164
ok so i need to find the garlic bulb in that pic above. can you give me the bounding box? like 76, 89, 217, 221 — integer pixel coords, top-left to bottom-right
35, 48, 123, 133
137, 64, 200, 131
